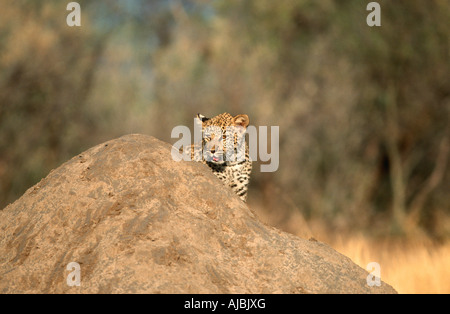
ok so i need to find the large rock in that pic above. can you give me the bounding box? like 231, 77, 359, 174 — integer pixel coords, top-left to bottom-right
0, 135, 396, 293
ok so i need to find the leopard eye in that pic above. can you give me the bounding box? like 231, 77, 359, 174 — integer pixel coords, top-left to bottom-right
203, 132, 214, 141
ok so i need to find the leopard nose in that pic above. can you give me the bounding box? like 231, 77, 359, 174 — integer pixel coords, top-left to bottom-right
211, 147, 215, 154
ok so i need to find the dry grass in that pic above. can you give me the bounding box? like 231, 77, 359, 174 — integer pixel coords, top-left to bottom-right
329, 235, 450, 294
254, 204, 450, 294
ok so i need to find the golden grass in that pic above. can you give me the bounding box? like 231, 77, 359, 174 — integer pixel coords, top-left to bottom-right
329, 235, 450, 294
253, 203, 450, 294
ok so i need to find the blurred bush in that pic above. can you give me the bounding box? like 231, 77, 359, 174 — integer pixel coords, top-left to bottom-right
1, 0, 449, 238
0, 0, 106, 208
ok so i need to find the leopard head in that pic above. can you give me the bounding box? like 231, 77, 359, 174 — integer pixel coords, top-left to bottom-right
196, 113, 249, 165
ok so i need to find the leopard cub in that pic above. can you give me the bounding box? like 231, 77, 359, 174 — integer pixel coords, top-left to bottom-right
190, 112, 252, 202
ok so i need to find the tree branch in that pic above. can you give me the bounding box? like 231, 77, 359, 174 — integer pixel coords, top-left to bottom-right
407, 134, 449, 226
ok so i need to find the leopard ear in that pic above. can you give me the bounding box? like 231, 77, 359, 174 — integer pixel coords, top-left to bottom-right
197, 113, 210, 123
233, 114, 249, 129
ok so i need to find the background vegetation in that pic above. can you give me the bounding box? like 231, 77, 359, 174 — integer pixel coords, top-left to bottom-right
1, 0, 449, 292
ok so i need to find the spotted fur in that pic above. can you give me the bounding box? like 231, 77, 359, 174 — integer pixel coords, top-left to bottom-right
191, 112, 252, 202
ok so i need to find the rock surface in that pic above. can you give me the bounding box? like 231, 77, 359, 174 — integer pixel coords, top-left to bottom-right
0, 134, 396, 293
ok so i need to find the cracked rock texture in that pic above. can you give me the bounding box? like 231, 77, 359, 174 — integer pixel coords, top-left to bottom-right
0, 134, 396, 293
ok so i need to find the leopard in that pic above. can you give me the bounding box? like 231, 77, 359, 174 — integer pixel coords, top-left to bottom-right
190, 112, 252, 202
